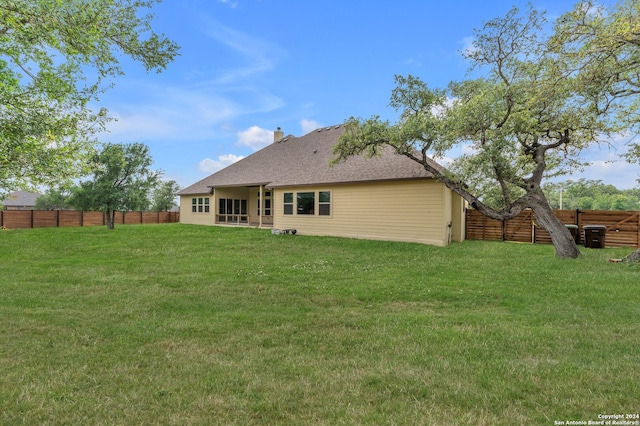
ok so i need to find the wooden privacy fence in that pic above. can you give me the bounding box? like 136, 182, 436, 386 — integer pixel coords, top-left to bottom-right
466, 209, 640, 248
0, 210, 180, 229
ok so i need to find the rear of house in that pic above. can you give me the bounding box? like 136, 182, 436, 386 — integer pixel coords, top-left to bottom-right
178, 125, 465, 247
1, 191, 41, 211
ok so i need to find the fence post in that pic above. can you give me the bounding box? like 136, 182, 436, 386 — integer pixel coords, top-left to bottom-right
576, 209, 582, 244
31, 210, 34, 228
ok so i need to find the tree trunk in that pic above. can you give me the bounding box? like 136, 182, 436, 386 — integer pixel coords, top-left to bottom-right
624, 248, 640, 263
529, 193, 580, 259
106, 209, 115, 230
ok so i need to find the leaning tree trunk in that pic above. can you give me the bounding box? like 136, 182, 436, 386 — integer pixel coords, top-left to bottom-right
624, 248, 640, 263
529, 193, 580, 258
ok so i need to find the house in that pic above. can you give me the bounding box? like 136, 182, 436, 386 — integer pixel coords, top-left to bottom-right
177, 125, 466, 246
1, 191, 41, 211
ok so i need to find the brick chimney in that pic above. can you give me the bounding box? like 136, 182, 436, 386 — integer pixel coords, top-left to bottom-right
274, 126, 284, 142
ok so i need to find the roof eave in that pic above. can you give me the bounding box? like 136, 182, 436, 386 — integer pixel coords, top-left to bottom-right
267, 176, 433, 189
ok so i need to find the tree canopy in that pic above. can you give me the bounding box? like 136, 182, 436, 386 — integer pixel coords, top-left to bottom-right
71, 143, 160, 229
151, 180, 180, 212
334, 1, 639, 259
542, 179, 640, 211
0, 0, 178, 195
34, 188, 74, 211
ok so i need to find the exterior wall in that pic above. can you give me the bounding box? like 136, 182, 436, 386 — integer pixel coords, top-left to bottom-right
180, 187, 274, 226
273, 179, 456, 246
179, 194, 214, 225
450, 191, 466, 243
4, 206, 34, 211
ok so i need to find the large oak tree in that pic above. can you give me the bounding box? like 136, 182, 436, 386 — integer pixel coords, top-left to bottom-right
334, 3, 633, 259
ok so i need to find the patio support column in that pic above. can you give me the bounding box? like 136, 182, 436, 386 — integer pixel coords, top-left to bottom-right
259, 185, 264, 228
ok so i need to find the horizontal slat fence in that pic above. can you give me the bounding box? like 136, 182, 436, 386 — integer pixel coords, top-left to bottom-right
466, 209, 640, 248
1, 210, 179, 229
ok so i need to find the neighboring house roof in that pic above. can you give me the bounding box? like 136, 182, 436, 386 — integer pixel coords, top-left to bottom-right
178, 125, 438, 195
2, 190, 41, 208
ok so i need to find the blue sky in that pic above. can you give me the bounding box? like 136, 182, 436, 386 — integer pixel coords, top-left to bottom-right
95, 0, 640, 190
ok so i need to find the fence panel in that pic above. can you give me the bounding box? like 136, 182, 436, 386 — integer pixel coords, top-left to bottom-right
466, 209, 639, 248
465, 210, 503, 241
3, 210, 33, 229
582, 211, 639, 248
84, 212, 106, 226
0, 210, 179, 229
504, 210, 534, 243
59, 211, 83, 227
33, 211, 58, 228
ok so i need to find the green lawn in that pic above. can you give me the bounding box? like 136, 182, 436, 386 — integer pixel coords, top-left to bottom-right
1, 224, 638, 425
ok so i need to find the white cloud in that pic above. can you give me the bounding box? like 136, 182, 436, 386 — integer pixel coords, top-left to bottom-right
218, 0, 238, 8
202, 19, 284, 85
564, 158, 640, 190
98, 79, 284, 143
97, 84, 239, 142
461, 36, 477, 57
98, 17, 287, 144
237, 126, 273, 151
199, 154, 244, 174
300, 119, 322, 134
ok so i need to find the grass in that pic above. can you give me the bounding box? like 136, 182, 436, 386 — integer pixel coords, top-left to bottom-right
1, 224, 638, 425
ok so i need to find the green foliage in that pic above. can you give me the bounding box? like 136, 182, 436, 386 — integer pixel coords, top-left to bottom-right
1, 225, 638, 424
554, 0, 640, 184
70, 143, 160, 228
335, 2, 640, 259
34, 188, 74, 210
0, 0, 179, 195
542, 179, 640, 210
150, 179, 180, 212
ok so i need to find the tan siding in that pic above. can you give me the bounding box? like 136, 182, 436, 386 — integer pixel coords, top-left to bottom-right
179, 194, 214, 225
450, 193, 466, 242
273, 180, 451, 246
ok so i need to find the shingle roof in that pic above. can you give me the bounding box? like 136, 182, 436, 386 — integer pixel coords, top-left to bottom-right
178, 125, 436, 195
2, 190, 41, 207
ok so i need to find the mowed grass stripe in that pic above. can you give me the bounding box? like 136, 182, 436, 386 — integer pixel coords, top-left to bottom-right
1, 224, 638, 425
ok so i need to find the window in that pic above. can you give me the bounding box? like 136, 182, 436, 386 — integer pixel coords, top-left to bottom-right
218, 199, 226, 222
284, 192, 293, 215
283, 191, 332, 216
319, 191, 331, 216
297, 192, 315, 215
258, 191, 272, 216
192, 197, 210, 213
217, 198, 247, 223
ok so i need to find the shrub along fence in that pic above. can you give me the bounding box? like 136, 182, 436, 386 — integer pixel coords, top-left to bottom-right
0, 210, 180, 229
466, 209, 640, 248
